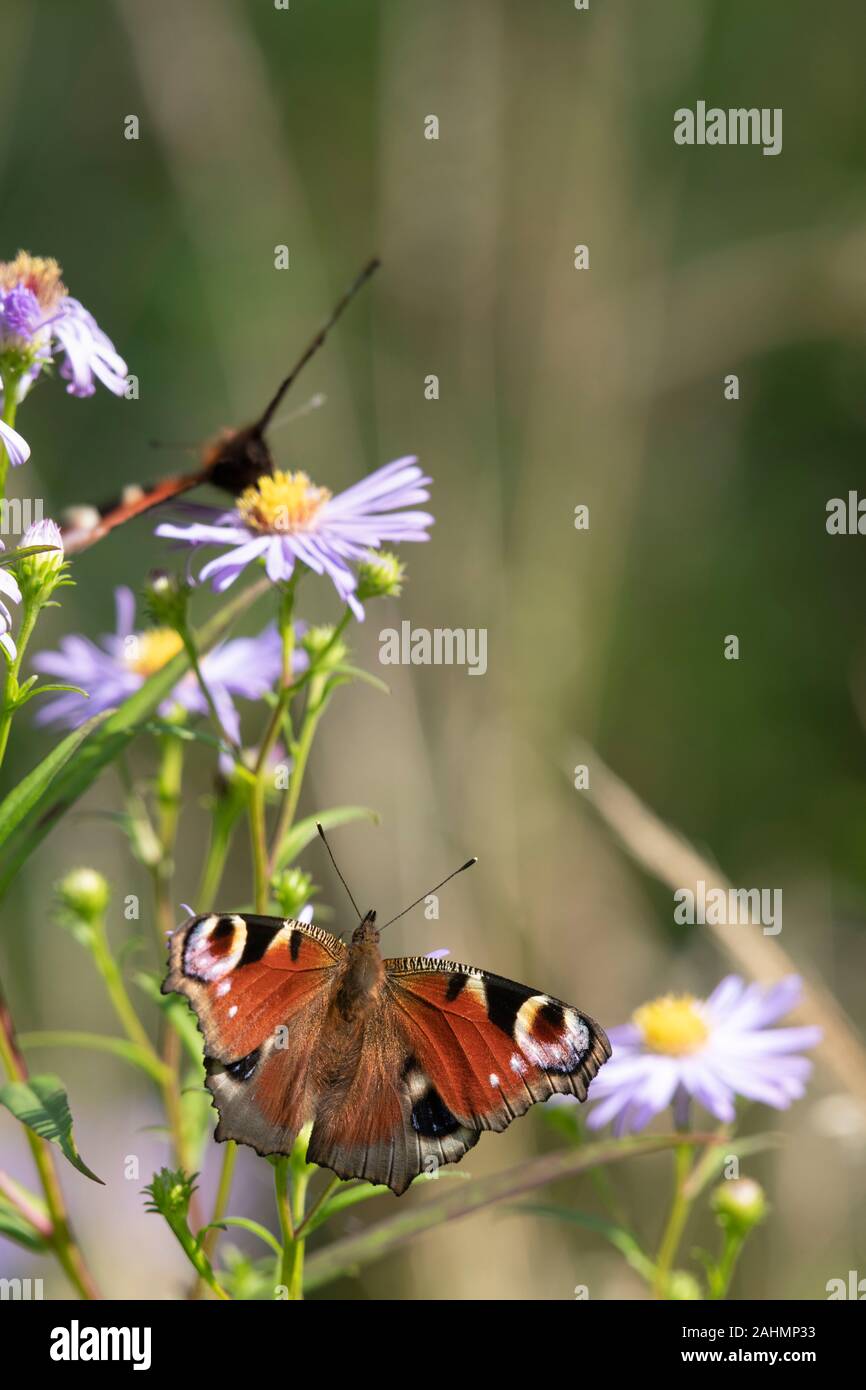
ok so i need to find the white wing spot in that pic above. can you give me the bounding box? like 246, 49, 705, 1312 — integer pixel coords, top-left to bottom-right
489, 1072, 500, 1087
228, 1004, 238, 1019
216, 980, 232, 997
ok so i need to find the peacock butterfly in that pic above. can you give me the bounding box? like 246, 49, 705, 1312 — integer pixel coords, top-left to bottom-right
61, 258, 381, 555
163, 896, 611, 1195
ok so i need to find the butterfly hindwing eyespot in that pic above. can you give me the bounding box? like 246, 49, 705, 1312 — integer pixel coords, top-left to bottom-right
410, 1085, 462, 1138
208, 1047, 261, 1084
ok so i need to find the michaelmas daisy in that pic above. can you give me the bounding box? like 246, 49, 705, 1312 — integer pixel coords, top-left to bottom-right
156, 457, 433, 619
586, 975, 821, 1135
0, 251, 127, 403
31, 586, 303, 745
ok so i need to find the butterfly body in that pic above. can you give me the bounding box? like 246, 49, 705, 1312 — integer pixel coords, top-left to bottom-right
164, 910, 610, 1194
61, 257, 380, 555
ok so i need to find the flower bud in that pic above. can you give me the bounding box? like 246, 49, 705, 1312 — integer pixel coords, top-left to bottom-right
16, 518, 66, 604
56, 867, 110, 922
711, 1177, 768, 1237
667, 1270, 702, 1300
270, 867, 315, 920
301, 624, 346, 669
356, 550, 405, 601
143, 570, 190, 631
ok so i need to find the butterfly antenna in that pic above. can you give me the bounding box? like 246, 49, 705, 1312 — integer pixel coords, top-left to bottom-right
267, 391, 327, 434
379, 857, 478, 933
317, 822, 363, 922
256, 257, 381, 433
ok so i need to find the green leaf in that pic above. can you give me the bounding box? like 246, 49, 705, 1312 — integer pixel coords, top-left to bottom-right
327, 664, 390, 695
18, 1030, 169, 1087
0, 577, 269, 901
302, 1180, 394, 1236
304, 1169, 465, 1237
198, 1217, 282, 1259
15, 682, 89, 708
0, 710, 111, 851
272, 805, 380, 874
304, 1132, 718, 1292
142, 720, 232, 755
514, 1203, 656, 1283
0, 1201, 50, 1252
0, 1075, 104, 1184
0, 544, 59, 567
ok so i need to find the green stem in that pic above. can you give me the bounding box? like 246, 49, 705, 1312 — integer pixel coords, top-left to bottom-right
0, 374, 22, 504
266, 605, 350, 872
709, 1230, 747, 1299
197, 789, 244, 909
653, 1142, 695, 1298
274, 1152, 310, 1300
0, 983, 101, 1298
250, 585, 296, 912
294, 1175, 339, 1239
178, 622, 240, 759
0, 598, 40, 769
267, 678, 327, 875
193, 1139, 238, 1295
167, 1215, 229, 1300
149, 735, 197, 1192
274, 1156, 295, 1276
88, 913, 159, 1062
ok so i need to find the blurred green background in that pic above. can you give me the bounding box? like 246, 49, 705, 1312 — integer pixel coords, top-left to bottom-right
1, 0, 865, 1299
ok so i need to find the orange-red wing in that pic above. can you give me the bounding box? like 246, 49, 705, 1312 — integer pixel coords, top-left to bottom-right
384, 957, 611, 1130
61, 468, 206, 555
164, 913, 344, 1156
165, 912, 343, 1061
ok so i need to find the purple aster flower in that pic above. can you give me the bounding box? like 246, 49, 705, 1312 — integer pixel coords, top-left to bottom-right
31, 586, 303, 745
585, 976, 822, 1136
0, 540, 21, 661
156, 459, 433, 620
0, 415, 30, 468
0, 251, 127, 402
0, 375, 31, 467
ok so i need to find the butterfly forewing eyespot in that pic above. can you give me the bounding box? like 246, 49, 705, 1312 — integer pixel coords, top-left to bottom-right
181, 914, 248, 983
513, 995, 591, 1075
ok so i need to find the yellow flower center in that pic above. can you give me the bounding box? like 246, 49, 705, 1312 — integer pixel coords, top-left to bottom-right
126, 629, 184, 676
236, 470, 331, 534
0, 251, 67, 310
633, 994, 709, 1056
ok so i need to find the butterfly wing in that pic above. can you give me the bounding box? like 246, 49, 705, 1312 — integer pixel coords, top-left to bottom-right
61, 469, 207, 555
305, 955, 610, 1195
164, 913, 344, 1156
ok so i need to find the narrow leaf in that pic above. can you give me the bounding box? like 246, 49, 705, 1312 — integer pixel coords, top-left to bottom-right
198, 1217, 282, 1259
304, 1133, 719, 1291
515, 1203, 656, 1282
0, 710, 111, 850
0, 1202, 50, 1252
304, 1169, 465, 1237
18, 1030, 169, 1086
0, 1075, 104, 1184
0, 577, 269, 900
328, 665, 390, 695
273, 805, 379, 873
17, 682, 89, 706
0, 544, 59, 567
